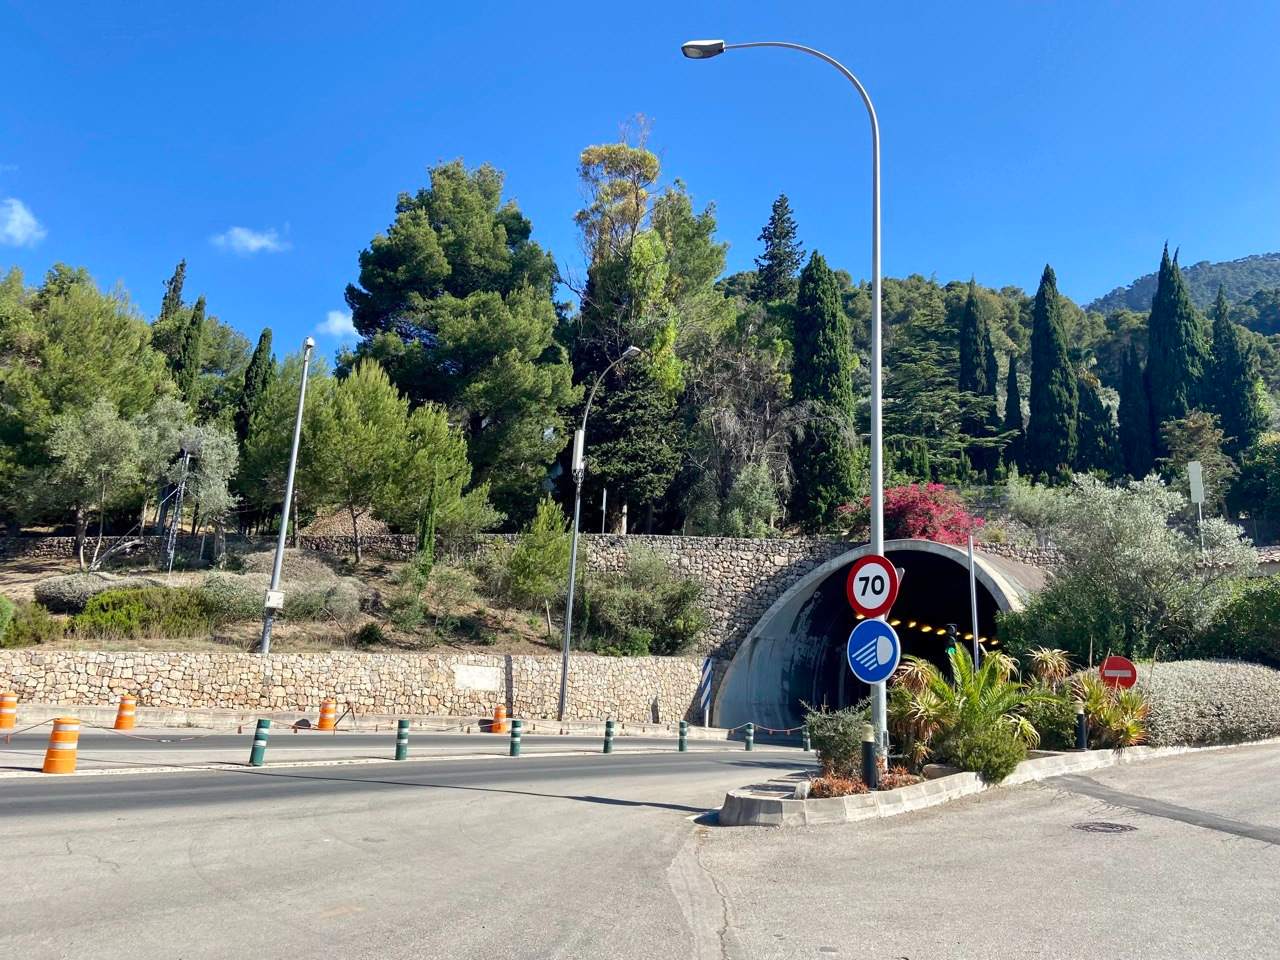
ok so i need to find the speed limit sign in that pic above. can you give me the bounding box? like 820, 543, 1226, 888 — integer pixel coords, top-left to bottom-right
845, 554, 900, 619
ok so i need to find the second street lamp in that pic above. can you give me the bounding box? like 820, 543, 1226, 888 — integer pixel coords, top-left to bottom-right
681, 38, 889, 751
557, 345, 642, 721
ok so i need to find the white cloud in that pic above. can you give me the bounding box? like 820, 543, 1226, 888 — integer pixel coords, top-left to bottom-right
0, 197, 46, 247
210, 225, 289, 255
318, 309, 357, 341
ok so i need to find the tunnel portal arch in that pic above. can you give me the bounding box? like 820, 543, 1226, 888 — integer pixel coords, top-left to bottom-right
713, 539, 1044, 730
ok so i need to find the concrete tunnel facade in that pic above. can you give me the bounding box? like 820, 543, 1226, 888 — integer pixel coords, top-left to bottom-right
712, 539, 1047, 730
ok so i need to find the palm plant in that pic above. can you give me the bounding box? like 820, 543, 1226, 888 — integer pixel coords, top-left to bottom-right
1028, 647, 1071, 687
1072, 673, 1149, 748
890, 646, 1052, 768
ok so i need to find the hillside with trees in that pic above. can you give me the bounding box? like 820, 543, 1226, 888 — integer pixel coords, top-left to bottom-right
1089, 251, 1280, 318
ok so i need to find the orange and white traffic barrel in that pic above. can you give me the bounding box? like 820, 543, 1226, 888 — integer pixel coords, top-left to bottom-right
113, 695, 137, 731
0, 692, 16, 731
492, 704, 510, 734
42, 717, 80, 774
317, 698, 338, 731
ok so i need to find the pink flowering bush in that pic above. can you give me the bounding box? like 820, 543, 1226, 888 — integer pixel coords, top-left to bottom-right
837, 483, 983, 546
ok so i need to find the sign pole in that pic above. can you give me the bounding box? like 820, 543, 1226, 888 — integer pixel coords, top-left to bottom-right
967, 534, 980, 667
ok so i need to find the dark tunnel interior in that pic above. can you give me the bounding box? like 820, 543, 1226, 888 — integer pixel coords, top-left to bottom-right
803, 549, 1002, 714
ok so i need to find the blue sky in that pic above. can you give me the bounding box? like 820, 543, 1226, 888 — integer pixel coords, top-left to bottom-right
3, 1, 1278, 358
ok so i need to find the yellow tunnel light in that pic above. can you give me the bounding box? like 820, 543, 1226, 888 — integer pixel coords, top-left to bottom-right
855, 613, 865, 620
889, 619, 901, 627
917, 623, 931, 633
907, 621, 917, 629
935, 627, 948, 635
963, 633, 973, 640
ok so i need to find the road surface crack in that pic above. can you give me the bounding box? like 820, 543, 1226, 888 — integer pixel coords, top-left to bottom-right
64, 839, 123, 873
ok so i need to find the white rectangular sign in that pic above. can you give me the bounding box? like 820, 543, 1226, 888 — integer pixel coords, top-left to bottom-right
1187, 460, 1205, 505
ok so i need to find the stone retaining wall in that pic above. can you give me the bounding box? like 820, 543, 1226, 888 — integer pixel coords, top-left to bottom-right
0, 650, 702, 724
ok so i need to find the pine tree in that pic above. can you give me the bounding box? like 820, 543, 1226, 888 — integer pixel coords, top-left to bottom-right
176, 296, 206, 401
1025, 265, 1078, 478
235, 328, 274, 444
1145, 245, 1209, 453
150, 259, 189, 364
1118, 341, 1154, 477
1003, 355, 1024, 469
1205, 285, 1266, 458
956, 280, 1000, 474
753, 194, 804, 303
1074, 373, 1120, 475
790, 251, 858, 530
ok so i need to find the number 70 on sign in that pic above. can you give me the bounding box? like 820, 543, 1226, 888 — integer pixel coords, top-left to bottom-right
845, 554, 900, 619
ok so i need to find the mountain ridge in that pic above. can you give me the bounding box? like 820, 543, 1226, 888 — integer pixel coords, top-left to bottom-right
1088, 251, 1280, 314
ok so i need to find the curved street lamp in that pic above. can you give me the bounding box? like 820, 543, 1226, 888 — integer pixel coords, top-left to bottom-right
681, 38, 888, 750
558, 344, 643, 721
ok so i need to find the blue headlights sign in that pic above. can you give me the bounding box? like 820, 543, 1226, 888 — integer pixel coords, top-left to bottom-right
846, 619, 901, 685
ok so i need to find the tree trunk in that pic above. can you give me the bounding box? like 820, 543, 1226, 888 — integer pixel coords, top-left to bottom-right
75, 507, 87, 571
213, 522, 226, 568
350, 504, 362, 565
92, 481, 107, 567
190, 503, 200, 536
290, 498, 300, 549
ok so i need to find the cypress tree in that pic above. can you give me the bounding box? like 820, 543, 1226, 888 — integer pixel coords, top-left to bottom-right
1205, 285, 1265, 457
957, 280, 988, 396
176, 296, 206, 401
235, 328, 274, 444
753, 194, 804, 303
159, 259, 186, 326
1025, 265, 1077, 478
1145, 245, 1209, 453
1003, 355, 1025, 469
1074, 373, 1120, 475
790, 251, 858, 530
1118, 341, 1155, 477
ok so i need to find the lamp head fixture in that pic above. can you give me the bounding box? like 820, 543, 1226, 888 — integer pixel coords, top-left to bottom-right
680, 39, 726, 60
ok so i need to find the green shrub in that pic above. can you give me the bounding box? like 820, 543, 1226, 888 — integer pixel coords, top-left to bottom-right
506, 494, 571, 608
943, 721, 1027, 783
352, 622, 387, 647
34, 573, 161, 613
804, 702, 871, 777
2, 602, 64, 647
579, 548, 708, 657
199, 573, 361, 623
0, 594, 13, 643
1192, 576, 1280, 666
73, 587, 215, 639
1021, 689, 1077, 751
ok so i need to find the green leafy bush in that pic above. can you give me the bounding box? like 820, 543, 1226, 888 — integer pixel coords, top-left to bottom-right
199, 573, 361, 622
0, 594, 13, 643
804, 701, 870, 777
1021, 691, 1077, 751
352, 622, 387, 647
1191, 575, 1280, 666
72, 587, 215, 639
2, 602, 64, 646
579, 548, 708, 657
34, 573, 161, 613
943, 721, 1028, 783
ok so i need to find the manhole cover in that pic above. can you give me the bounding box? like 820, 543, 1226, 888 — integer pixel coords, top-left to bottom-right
1072, 821, 1137, 834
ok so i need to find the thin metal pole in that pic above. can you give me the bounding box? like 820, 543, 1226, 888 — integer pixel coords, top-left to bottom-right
558, 472, 583, 721
259, 337, 315, 655
601, 487, 608, 533
967, 533, 980, 667
721, 40, 885, 751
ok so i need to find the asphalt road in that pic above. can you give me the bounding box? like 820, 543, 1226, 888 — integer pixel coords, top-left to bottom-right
0, 728, 779, 771
2, 741, 1277, 959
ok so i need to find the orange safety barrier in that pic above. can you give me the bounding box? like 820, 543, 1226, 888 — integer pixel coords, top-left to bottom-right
113, 694, 137, 731
317, 698, 338, 731
491, 704, 510, 734
0, 691, 16, 731
42, 717, 80, 774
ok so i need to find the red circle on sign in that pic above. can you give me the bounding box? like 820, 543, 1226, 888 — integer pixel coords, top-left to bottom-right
845, 555, 900, 619
1099, 655, 1138, 689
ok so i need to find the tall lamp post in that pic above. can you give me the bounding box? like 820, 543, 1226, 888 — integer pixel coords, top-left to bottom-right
259, 336, 315, 655
681, 38, 888, 751
558, 345, 642, 721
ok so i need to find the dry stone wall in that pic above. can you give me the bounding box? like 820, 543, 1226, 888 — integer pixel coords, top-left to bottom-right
0, 649, 702, 723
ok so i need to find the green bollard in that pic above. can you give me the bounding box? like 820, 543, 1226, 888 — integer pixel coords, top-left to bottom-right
395, 718, 410, 761
745, 722, 754, 751
509, 718, 522, 757
678, 720, 688, 752
603, 719, 615, 754
802, 725, 812, 752
249, 718, 271, 767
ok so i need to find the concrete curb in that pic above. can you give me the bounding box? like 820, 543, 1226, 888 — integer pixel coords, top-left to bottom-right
716, 738, 1280, 827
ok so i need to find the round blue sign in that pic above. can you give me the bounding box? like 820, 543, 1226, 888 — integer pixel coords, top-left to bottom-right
846, 619, 901, 684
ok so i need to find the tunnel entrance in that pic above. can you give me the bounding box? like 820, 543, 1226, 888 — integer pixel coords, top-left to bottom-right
713, 539, 1041, 731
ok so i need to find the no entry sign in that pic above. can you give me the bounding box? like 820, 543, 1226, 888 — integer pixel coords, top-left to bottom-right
845, 554, 900, 619
1099, 655, 1138, 689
